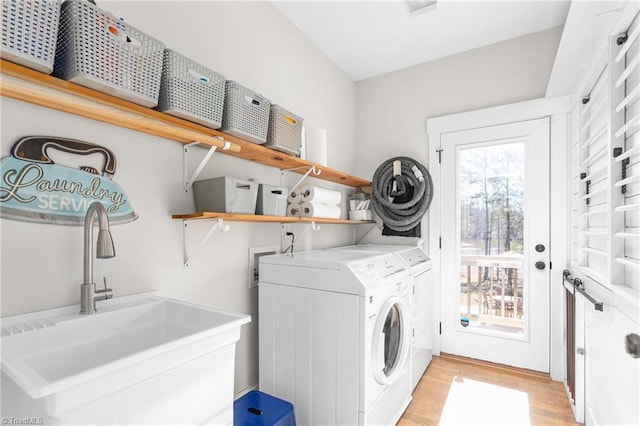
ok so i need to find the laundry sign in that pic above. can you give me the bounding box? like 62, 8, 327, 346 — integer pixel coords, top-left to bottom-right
0, 136, 137, 225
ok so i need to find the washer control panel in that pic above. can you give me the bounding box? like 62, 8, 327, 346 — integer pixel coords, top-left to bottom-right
349, 255, 406, 283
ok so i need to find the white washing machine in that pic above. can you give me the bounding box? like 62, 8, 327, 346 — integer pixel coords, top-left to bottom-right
259, 249, 413, 425
330, 245, 433, 391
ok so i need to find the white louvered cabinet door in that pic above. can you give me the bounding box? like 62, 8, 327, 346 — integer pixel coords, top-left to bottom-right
578, 62, 611, 283
612, 12, 640, 294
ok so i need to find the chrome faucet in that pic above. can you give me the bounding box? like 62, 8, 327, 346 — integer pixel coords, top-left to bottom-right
80, 202, 115, 315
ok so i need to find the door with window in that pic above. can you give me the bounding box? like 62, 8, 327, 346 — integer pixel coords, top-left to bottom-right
438, 118, 550, 372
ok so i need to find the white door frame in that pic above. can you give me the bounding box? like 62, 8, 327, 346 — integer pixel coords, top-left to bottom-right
426, 96, 572, 381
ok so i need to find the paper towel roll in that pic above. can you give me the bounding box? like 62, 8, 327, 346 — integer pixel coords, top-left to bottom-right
300, 201, 341, 219
300, 185, 342, 204
287, 203, 302, 217
288, 189, 303, 204
305, 128, 327, 166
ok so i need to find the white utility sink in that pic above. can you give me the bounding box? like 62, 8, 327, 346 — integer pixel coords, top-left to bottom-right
1, 293, 250, 425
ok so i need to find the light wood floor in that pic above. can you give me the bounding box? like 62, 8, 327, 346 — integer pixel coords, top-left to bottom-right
399, 354, 578, 426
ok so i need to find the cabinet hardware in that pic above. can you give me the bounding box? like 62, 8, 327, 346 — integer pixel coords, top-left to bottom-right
562, 270, 604, 311
625, 333, 640, 358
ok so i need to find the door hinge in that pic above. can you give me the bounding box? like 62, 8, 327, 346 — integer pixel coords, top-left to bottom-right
439, 236, 442, 249
439, 322, 442, 335
436, 149, 443, 164
585, 179, 591, 205
617, 32, 628, 46
549, 261, 552, 270
621, 158, 630, 194
613, 147, 630, 194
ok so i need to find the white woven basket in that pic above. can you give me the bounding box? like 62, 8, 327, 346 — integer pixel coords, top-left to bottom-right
1, 0, 61, 73
53, 0, 165, 107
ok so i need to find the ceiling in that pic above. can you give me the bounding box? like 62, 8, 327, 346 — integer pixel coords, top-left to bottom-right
273, 0, 572, 81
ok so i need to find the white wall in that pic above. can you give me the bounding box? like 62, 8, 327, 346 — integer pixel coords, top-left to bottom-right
355, 26, 563, 200
0, 1, 357, 394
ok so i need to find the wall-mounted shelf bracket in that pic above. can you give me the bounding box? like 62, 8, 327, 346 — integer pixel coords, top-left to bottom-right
281, 165, 322, 193
182, 218, 230, 267
281, 220, 322, 236
183, 137, 232, 192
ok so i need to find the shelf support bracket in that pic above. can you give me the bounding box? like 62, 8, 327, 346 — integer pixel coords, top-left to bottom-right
296, 220, 321, 240
182, 218, 230, 267
281, 165, 322, 193
183, 137, 231, 192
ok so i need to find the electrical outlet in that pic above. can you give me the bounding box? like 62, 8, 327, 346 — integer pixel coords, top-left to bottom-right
249, 246, 279, 288
281, 224, 294, 252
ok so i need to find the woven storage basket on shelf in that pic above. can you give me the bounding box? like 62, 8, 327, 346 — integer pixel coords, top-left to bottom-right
220, 81, 271, 145
53, 0, 165, 107
1, 0, 61, 73
265, 105, 303, 156
157, 49, 226, 129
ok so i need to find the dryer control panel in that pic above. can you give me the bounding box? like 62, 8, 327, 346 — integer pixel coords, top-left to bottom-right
349, 255, 406, 285
398, 247, 431, 269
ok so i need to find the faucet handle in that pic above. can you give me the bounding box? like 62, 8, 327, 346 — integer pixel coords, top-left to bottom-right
96, 276, 113, 300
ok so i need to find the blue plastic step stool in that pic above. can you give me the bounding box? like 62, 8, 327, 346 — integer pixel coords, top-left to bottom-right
234, 390, 296, 426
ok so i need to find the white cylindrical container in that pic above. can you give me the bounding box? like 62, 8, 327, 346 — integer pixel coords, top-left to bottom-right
305, 128, 327, 166
299, 126, 307, 160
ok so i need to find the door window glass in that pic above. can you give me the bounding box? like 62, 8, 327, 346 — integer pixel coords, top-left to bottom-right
458, 142, 526, 335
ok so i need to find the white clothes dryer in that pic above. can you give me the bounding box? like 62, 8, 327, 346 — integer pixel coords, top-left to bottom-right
259, 249, 413, 425
330, 245, 433, 391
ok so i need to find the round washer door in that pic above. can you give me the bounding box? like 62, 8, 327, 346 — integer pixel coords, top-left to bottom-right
371, 296, 411, 385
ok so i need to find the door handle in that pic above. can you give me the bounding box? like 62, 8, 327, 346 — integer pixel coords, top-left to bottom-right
535, 261, 546, 270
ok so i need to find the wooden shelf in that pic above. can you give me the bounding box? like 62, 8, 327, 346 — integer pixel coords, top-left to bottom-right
0, 60, 371, 188
171, 212, 374, 225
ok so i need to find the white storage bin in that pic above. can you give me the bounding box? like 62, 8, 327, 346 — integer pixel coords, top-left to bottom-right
256, 184, 287, 216
193, 177, 258, 214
